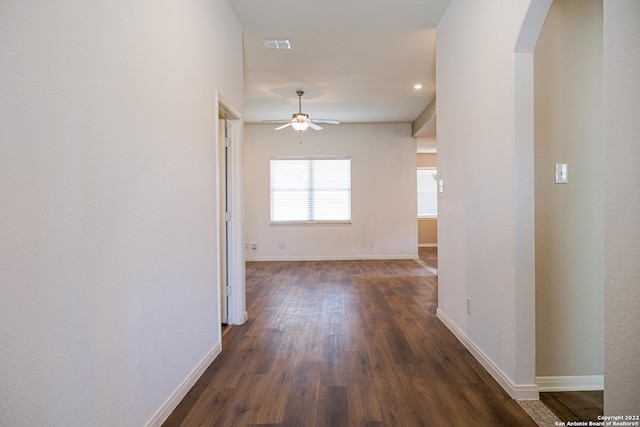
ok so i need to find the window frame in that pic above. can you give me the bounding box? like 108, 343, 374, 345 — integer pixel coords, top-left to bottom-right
269, 156, 352, 226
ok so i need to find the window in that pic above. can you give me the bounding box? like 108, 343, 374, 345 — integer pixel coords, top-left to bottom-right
270, 157, 351, 223
417, 168, 438, 218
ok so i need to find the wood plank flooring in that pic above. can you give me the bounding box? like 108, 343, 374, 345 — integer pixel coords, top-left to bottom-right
541, 391, 604, 422
163, 254, 536, 426
418, 247, 438, 268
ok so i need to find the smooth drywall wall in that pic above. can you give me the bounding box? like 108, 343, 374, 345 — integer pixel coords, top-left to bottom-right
244, 123, 417, 260
436, 0, 537, 396
418, 219, 438, 246
603, 0, 640, 414
534, 0, 604, 381
0, 1, 243, 426
417, 153, 437, 168
417, 136, 438, 153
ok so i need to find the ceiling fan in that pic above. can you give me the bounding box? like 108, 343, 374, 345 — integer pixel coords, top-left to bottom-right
263, 90, 340, 132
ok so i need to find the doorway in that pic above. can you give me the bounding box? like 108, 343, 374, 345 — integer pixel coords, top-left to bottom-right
218, 117, 231, 324
216, 93, 245, 328
533, 0, 604, 393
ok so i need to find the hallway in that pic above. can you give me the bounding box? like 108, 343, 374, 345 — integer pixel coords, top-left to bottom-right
163, 256, 535, 426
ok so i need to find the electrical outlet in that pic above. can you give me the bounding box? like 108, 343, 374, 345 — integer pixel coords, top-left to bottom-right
466, 298, 471, 315
369, 241, 375, 247
251, 242, 257, 250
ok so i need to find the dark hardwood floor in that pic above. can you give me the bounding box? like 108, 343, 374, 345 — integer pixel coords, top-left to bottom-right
418, 249, 605, 424
541, 391, 604, 423
163, 250, 536, 426
418, 247, 437, 270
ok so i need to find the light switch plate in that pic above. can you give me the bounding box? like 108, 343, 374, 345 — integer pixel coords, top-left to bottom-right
555, 163, 568, 184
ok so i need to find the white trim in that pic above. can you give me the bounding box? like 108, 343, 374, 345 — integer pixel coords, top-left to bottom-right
246, 254, 419, 262
215, 91, 246, 328
144, 342, 222, 427
536, 375, 604, 392
418, 243, 438, 248
269, 221, 352, 227
436, 309, 540, 400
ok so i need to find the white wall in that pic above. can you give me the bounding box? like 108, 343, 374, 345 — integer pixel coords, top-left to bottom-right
438, 0, 640, 408
0, 0, 243, 426
244, 123, 417, 261
436, 0, 538, 398
603, 0, 640, 414
534, 0, 604, 384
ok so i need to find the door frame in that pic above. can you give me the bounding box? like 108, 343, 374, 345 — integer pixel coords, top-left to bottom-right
215, 92, 246, 326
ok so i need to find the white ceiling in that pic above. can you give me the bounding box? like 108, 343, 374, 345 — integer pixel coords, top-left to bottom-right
228, 0, 450, 129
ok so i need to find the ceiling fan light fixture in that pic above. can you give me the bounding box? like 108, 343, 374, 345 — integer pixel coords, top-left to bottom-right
263, 90, 338, 132
291, 121, 309, 131
291, 112, 309, 131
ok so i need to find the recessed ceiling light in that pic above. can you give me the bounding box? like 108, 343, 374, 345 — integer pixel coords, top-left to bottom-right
262, 39, 292, 49
414, 84, 423, 90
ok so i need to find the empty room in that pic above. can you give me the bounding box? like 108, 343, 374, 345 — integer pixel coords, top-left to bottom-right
1, 1, 638, 426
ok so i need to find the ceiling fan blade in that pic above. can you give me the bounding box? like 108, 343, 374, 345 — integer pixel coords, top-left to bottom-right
311, 119, 340, 125
265, 91, 341, 132
274, 123, 292, 130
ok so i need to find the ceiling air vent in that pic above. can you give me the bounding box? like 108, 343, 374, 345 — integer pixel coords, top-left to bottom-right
262, 39, 292, 49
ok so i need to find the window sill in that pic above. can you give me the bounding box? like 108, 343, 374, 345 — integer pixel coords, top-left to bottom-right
270, 220, 352, 227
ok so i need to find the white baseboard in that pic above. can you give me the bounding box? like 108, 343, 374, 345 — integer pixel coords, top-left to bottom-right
536, 375, 604, 392
418, 243, 438, 248
436, 308, 539, 400
145, 342, 222, 427
246, 254, 419, 262
231, 310, 248, 325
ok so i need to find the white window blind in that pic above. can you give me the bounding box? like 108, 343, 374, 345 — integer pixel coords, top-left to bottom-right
270, 158, 351, 223
417, 169, 438, 218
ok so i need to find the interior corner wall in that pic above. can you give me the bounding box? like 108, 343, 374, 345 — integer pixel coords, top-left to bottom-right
534, 0, 604, 382
0, 0, 243, 426
243, 123, 417, 261
603, 0, 640, 414
436, 0, 536, 396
